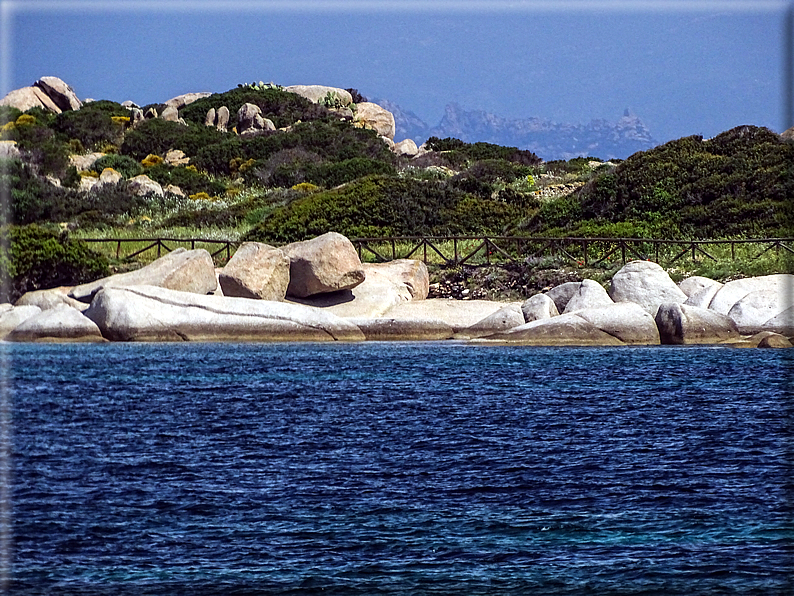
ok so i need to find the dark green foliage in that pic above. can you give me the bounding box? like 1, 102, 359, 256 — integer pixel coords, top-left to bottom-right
52, 100, 129, 149
425, 137, 541, 167
180, 87, 330, 129
6, 115, 71, 176
0, 105, 21, 125
244, 175, 522, 243
191, 137, 245, 175
0, 224, 109, 302
144, 163, 226, 196
61, 166, 81, 188
91, 154, 143, 179
120, 118, 227, 161
308, 157, 396, 188
345, 88, 368, 103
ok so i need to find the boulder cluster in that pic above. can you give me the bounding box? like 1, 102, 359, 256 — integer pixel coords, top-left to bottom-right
2, 232, 791, 348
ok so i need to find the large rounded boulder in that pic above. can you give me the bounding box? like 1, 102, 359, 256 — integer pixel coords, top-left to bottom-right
282, 232, 365, 299
608, 260, 687, 314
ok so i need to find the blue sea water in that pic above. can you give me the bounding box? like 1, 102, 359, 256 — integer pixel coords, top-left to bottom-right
4, 342, 794, 595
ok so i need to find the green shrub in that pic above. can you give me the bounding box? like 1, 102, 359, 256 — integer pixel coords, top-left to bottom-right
0, 224, 109, 302
425, 136, 541, 167
91, 154, 143, 179
52, 100, 129, 149
0, 105, 21, 125
191, 137, 245, 175
143, 163, 226, 195
120, 118, 226, 161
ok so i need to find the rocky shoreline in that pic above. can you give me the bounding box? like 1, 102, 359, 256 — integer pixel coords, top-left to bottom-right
2, 232, 791, 348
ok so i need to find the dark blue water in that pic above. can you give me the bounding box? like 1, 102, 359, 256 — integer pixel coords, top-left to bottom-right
5, 343, 794, 595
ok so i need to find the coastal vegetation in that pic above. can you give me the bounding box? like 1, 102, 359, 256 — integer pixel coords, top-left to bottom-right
1, 83, 791, 299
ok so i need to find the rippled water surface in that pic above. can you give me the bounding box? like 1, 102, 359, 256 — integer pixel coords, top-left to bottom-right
6, 343, 794, 595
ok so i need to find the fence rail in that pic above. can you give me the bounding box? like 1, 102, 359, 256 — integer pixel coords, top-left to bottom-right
79, 236, 794, 268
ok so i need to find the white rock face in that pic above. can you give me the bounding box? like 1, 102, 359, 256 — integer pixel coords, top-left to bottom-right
0, 141, 21, 159
678, 275, 721, 298
165, 149, 189, 166
482, 313, 624, 346
15, 287, 87, 311
354, 102, 396, 140
608, 260, 687, 314
6, 305, 105, 342
727, 288, 794, 334
655, 303, 740, 345
573, 302, 660, 345
70, 152, 105, 171
84, 285, 365, 342
456, 305, 525, 339
762, 306, 794, 336
128, 174, 164, 197
0, 305, 42, 339
70, 248, 218, 302
382, 299, 521, 333
0, 87, 59, 112
282, 232, 365, 298
363, 260, 429, 300
563, 279, 613, 313
285, 85, 353, 106
34, 76, 82, 111
160, 106, 180, 122
521, 293, 559, 322
218, 242, 290, 301
707, 274, 794, 315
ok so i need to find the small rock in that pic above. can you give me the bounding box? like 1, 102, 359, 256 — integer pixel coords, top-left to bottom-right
99, 167, 122, 185
128, 174, 164, 197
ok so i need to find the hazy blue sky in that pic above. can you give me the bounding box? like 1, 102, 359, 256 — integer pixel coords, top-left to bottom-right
1, 0, 790, 144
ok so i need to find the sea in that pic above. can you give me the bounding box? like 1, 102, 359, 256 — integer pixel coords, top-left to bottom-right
3, 342, 793, 595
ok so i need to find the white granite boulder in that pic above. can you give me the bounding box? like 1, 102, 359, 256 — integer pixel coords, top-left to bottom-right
164, 92, 211, 110
545, 281, 584, 313
574, 302, 660, 345
285, 85, 352, 106
684, 283, 723, 310
6, 304, 105, 342
70, 248, 218, 303
655, 303, 740, 345
393, 139, 419, 157
218, 242, 290, 301
761, 306, 794, 336
0, 86, 60, 113
34, 76, 82, 112
608, 260, 687, 314
482, 313, 624, 346
84, 285, 364, 342
99, 167, 123, 185
282, 232, 365, 298
364, 259, 429, 300
678, 275, 721, 298
382, 299, 520, 333
707, 274, 794, 315
237, 103, 275, 136
456, 305, 525, 339
521, 293, 559, 322
354, 102, 396, 140
128, 174, 164, 197
15, 287, 87, 311
727, 288, 794, 335
0, 305, 42, 339
563, 279, 613, 313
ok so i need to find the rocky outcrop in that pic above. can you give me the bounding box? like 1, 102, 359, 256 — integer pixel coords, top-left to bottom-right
282, 232, 365, 298
70, 152, 105, 171
608, 260, 687, 314
164, 149, 189, 166
128, 174, 164, 197
7, 305, 105, 342
684, 283, 723, 310
0, 86, 60, 113
15, 287, 87, 311
237, 103, 275, 136
0, 141, 20, 159
521, 293, 559, 322
393, 139, 419, 157
99, 167, 123, 185
84, 285, 364, 342
164, 92, 211, 110
563, 279, 613, 313
761, 306, 794, 336
654, 303, 739, 345
348, 317, 454, 341
161, 105, 180, 122
218, 242, 290, 301
364, 259, 429, 300
285, 85, 352, 106
354, 102, 396, 140
216, 106, 230, 131
757, 333, 793, 349
34, 76, 82, 111
545, 281, 582, 313
70, 248, 217, 303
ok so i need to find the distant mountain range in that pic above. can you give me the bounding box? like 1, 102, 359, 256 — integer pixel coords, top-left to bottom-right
373, 99, 657, 161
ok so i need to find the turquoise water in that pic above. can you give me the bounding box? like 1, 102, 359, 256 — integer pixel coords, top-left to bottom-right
6, 342, 794, 594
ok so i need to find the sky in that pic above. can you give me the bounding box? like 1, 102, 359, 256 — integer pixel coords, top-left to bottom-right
1, 0, 791, 144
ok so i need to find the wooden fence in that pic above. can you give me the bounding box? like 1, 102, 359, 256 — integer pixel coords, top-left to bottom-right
80, 236, 794, 268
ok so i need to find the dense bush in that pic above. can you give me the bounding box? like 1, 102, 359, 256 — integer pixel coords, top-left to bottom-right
180, 87, 331, 129
91, 154, 143, 179
120, 118, 227, 161
52, 100, 129, 149
244, 174, 523, 243
144, 163, 227, 196
3, 114, 71, 176
425, 137, 541, 167
0, 224, 109, 302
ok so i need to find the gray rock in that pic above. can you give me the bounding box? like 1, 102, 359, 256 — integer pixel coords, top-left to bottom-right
574, 302, 660, 345
382, 299, 522, 333
678, 275, 721, 297
285, 85, 353, 106
70, 248, 217, 303
545, 281, 582, 313
482, 313, 624, 346
0, 305, 42, 339
204, 107, 216, 127
15, 287, 87, 311
164, 184, 185, 197
393, 139, 419, 156
456, 305, 525, 339
160, 105, 180, 122
348, 317, 454, 341
608, 260, 687, 314
354, 102, 396, 139
521, 293, 559, 322
218, 242, 290, 301
0, 86, 60, 113
164, 149, 189, 166
6, 304, 105, 342
0, 141, 20, 159
237, 103, 275, 136
757, 332, 793, 348
99, 167, 123, 185
69, 152, 105, 171
762, 305, 794, 336
684, 283, 722, 309
563, 279, 613, 313
216, 106, 230, 131
655, 303, 740, 345
164, 92, 211, 110
727, 288, 794, 334
84, 285, 365, 342
34, 76, 82, 111
144, 107, 158, 119
128, 174, 164, 197
78, 176, 98, 193
707, 274, 794, 315
363, 259, 429, 300
282, 232, 365, 298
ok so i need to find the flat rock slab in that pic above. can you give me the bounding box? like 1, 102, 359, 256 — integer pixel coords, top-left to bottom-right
455, 305, 525, 339
348, 318, 454, 341
382, 299, 521, 333
7, 304, 105, 342
481, 313, 624, 346
84, 285, 365, 342
70, 248, 217, 302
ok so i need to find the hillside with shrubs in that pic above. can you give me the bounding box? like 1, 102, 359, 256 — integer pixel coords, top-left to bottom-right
0, 80, 792, 299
